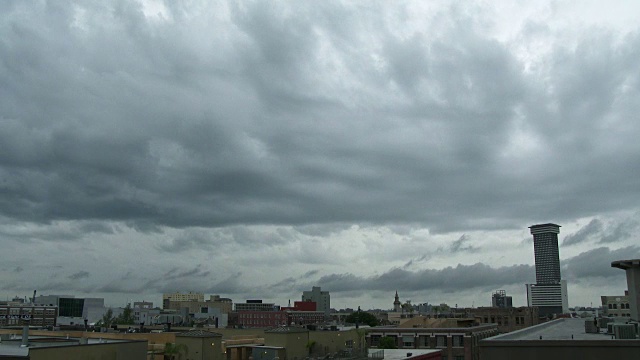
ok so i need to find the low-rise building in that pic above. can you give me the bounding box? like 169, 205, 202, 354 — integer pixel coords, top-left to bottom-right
461, 306, 539, 333
601, 291, 632, 318
366, 324, 498, 360
0, 304, 58, 327
0, 332, 147, 360
479, 317, 640, 360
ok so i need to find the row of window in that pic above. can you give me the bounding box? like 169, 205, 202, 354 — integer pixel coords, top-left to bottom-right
239, 313, 286, 319
608, 303, 630, 309
370, 335, 464, 348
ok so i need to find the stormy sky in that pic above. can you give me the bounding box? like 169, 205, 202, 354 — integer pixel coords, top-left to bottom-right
2, 0, 640, 310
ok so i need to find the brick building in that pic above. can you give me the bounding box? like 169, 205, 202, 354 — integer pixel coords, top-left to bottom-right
366, 324, 497, 360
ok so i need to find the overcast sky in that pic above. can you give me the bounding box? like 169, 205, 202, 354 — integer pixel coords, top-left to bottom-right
2, 0, 640, 310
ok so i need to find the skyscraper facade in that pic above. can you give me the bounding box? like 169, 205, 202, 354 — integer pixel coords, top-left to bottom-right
526, 223, 568, 317
530, 223, 562, 284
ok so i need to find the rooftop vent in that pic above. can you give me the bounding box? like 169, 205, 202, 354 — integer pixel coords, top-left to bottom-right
613, 324, 637, 339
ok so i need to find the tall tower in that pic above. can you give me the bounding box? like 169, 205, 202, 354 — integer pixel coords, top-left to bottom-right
526, 223, 568, 317
393, 291, 401, 312
530, 223, 562, 284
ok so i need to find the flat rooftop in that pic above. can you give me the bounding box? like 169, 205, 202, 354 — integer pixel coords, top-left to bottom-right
368, 349, 441, 360
484, 318, 630, 341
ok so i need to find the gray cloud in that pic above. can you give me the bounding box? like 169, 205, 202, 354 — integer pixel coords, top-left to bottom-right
446, 234, 479, 253
1, 1, 640, 308
68, 271, 90, 280
562, 219, 604, 246
563, 246, 640, 281
0, 1, 638, 234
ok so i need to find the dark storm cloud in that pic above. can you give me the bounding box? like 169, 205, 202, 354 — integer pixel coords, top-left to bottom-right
562, 216, 639, 246
445, 234, 479, 253
1, 1, 639, 236
562, 219, 603, 246
309, 263, 535, 293
563, 246, 640, 280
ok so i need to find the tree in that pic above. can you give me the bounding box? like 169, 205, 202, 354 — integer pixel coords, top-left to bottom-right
345, 311, 379, 327
164, 343, 188, 360
116, 303, 135, 325
306, 340, 316, 355
378, 337, 396, 349
96, 308, 115, 328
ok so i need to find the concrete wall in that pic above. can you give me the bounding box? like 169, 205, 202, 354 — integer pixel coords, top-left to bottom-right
479, 340, 640, 360
29, 340, 147, 360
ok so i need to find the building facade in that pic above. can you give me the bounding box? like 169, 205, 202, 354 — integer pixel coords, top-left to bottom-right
611, 258, 640, 321
601, 293, 632, 318
162, 292, 204, 309
33, 295, 105, 326
0, 304, 58, 327
234, 300, 278, 312
527, 223, 568, 317
302, 287, 330, 319
366, 324, 498, 360
491, 290, 513, 308
465, 307, 539, 333
237, 311, 288, 328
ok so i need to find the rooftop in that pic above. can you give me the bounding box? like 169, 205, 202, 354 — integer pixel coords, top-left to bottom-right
177, 330, 223, 338
368, 349, 441, 360
612, 259, 640, 270
483, 318, 632, 341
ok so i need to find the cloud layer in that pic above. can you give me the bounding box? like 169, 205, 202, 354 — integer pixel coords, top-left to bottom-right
1, 0, 640, 308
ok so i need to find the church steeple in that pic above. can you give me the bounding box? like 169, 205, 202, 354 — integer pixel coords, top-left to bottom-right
393, 290, 401, 312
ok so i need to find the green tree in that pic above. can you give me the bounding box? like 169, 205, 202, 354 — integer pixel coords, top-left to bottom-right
116, 303, 135, 325
96, 308, 115, 329
164, 343, 188, 360
306, 340, 316, 355
378, 337, 397, 349
345, 311, 379, 327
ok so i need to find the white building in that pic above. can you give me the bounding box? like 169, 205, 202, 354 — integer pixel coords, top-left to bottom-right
526, 280, 569, 316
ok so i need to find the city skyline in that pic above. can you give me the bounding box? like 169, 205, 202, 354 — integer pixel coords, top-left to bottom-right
1, 1, 640, 310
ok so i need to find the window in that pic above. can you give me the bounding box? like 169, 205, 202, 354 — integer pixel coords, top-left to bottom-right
452, 335, 463, 347
418, 336, 429, 347
436, 335, 446, 348
402, 335, 415, 348
371, 335, 381, 347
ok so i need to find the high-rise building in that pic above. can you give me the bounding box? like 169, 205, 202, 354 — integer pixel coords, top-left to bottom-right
302, 286, 330, 319
491, 290, 513, 308
530, 224, 562, 285
526, 223, 568, 317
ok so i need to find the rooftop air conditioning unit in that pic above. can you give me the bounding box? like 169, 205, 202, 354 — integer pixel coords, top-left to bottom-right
613, 324, 636, 339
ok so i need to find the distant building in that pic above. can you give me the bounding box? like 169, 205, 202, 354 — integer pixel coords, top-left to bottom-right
0, 304, 58, 327
601, 291, 631, 318
162, 292, 204, 309
464, 307, 539, 333
235, 300, 278, 312
237, 310, 287, 328
491, 290, 513, 308
33, 295, 105, 325
526, 223, 569, 317
132, 302, 160, 325
302, 287, 330, 319
366, 323, 498, 360
394, 291, 402, 312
